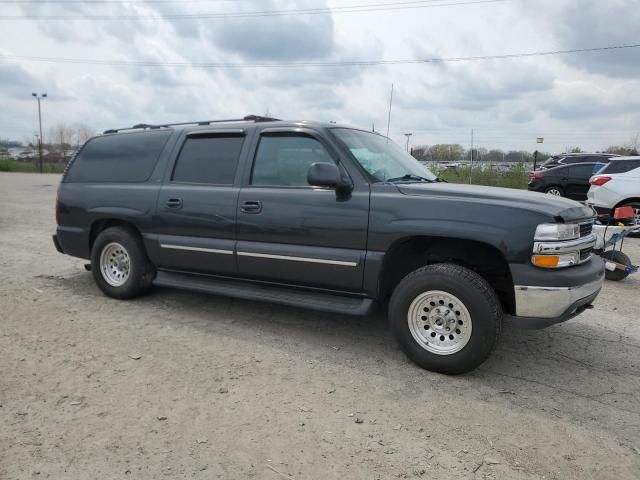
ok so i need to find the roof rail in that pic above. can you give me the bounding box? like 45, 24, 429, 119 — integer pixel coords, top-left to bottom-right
103, 114, 280, 134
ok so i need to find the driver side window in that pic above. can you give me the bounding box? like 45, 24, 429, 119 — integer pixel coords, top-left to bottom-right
251, 134, 334, 187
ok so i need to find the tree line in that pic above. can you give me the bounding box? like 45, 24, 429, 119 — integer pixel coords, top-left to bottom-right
0, 123, 97, 163
411, 136, 639, 163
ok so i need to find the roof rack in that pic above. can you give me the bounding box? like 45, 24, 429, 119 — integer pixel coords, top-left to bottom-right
103, 114, 280, 134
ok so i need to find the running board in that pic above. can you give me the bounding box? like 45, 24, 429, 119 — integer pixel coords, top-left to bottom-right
153, 270, 374, 316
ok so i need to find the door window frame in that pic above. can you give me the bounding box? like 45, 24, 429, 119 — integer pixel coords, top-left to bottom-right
240, 127, 352, 190
161, 127, 256, 187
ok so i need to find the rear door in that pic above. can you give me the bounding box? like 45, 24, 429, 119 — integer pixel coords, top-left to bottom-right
154, 129, 251, 275
235, 128, 370, 292
565, 163, 596, 200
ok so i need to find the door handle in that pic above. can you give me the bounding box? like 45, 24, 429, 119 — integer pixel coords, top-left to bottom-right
166, 198, 183, 209
241, 200, 262, 214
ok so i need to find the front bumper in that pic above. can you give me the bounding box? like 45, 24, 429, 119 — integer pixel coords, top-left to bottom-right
507, 257, 605, 329
509, 274, 604, 329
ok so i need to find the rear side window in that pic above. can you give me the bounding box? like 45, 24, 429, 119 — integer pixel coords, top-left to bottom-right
561, 156, 587, 165
65, 130, 172, 182
601, 160, 640, 174
172, 135, 244, 185
547, 165, 569, 176
569, 164, 596, 178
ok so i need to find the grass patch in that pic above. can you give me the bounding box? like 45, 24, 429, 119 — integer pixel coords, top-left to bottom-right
0, 157, 66, 174
436, 163, 529, 189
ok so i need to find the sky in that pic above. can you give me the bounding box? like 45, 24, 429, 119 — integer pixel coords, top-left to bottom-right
1, 0, 639, 153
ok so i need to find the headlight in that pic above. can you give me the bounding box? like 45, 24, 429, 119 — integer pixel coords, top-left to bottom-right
534, 223, 580, 241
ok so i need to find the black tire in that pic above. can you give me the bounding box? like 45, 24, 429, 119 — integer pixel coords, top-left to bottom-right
90, 226, 155, 299
545, 186, 564, 197
389, 263, 502, 375
602, 250, 631, 282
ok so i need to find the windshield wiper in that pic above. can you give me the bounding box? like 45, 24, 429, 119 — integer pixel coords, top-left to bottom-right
385, 174, 435, 183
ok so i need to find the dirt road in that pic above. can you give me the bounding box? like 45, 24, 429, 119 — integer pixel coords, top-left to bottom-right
1, 172, 639, 479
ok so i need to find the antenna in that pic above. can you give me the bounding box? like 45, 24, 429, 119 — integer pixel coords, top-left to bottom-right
386, 83, 394, 143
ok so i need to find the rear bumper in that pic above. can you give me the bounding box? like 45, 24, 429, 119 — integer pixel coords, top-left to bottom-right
585, 203, 610, 217
52, 234, 64, 254
54, 226, 90, 259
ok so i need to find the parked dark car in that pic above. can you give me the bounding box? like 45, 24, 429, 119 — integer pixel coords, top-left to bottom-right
538, 153, 619, 170
528, 162, 605, 200
53, 116, 603, 374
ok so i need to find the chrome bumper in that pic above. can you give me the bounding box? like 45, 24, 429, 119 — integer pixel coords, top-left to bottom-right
514, 274, 604, 318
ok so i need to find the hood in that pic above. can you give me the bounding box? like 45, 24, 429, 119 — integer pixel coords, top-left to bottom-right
397, 182, 594, 222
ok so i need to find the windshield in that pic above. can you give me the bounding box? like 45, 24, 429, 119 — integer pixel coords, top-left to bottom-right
332, 128, 438, 182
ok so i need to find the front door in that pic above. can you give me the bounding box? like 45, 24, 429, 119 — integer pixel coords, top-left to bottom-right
236, 131, 369, 292
154, 130, 247, 275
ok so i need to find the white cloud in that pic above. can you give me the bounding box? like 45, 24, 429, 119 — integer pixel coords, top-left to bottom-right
1, 0, 638, 152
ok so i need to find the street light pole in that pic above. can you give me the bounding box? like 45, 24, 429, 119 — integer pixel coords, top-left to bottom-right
32, 93, 47, 173
404, 133, 412, 152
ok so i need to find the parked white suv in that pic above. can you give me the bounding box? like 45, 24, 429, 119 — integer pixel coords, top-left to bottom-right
587, 156, 640, 217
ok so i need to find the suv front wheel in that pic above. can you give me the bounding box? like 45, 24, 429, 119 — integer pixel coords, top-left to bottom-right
389, 263, 502, 374
91, 226, 155, 299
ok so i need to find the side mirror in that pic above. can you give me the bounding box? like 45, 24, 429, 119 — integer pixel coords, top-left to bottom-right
307, 162, 352, 191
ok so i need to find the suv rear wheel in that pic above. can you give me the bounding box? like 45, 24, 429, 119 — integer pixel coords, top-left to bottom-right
545, 186, 564, 196
91, 226, 155, 299
389, 263, 502, 374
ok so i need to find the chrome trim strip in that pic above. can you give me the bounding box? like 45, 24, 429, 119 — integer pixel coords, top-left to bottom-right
513, 274, 604, 318
237, 251, 358, 267
160, 244, 234, 255
533, 234, 596, 255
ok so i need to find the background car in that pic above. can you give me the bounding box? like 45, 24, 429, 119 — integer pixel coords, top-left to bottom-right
587, 156, 640, 218
538, 152, 619, 170
528, 162, 605, 200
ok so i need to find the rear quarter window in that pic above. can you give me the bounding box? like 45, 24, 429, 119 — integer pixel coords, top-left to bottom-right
65, 130, 173, 182
601, 160, 640, 174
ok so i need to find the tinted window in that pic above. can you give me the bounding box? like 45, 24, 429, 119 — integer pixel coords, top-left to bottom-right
569, 164, 597, 178
602, 159, 640, 174
66, 130, 172, 182
251, 135, 334, 186
541, 156, 564, 167
594, 155, 612, 163
561, 156, 587, 165
547, 165, 569, 176
172, 135, 244, 185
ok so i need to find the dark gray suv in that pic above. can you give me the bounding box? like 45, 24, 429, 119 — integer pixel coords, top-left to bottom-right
53, 116, 604, 374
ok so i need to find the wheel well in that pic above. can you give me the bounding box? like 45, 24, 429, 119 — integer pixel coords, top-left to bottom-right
613, 197, 640, 211
89, 219, 142, 252
379, 236, 515, 315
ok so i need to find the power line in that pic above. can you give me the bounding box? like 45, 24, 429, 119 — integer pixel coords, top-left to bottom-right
1, 43, 638, 69
0, 0, 508, 20
1, 0, 240, 2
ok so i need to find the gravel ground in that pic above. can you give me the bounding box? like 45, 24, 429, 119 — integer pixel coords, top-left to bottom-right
1, 172, 639, 480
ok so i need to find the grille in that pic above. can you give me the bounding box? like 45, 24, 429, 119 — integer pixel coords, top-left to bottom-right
580, 222, 593, 238
580, 247, 593, 261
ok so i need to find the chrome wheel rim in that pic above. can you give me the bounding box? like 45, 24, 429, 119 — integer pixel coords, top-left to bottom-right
407, 290, 472, 355
100, 242, 131, 287
546, 188, 562, 196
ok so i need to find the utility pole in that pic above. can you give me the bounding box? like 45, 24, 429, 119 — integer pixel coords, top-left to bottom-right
469, 128, 474, 184
385, 83, 394, 143
404, 133, 412, 152
32, 93, 47, 173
